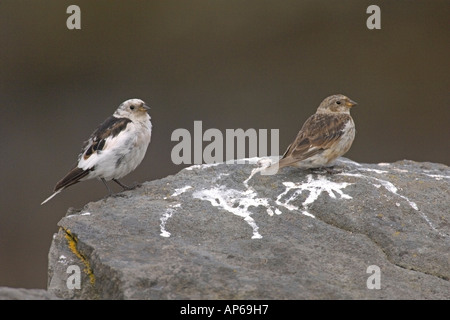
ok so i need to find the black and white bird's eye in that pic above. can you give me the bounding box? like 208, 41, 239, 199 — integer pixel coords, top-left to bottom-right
336, 100, 341, 105
130, 105, 135, 110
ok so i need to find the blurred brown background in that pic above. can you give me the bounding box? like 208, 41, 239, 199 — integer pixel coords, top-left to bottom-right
0, 1, 449, 289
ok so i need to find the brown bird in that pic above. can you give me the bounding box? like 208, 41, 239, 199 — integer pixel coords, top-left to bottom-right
266, 94, 357, 173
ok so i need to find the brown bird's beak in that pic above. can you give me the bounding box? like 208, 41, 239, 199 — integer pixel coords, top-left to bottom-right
345, 99, 357, 107
138, 103, 151, 112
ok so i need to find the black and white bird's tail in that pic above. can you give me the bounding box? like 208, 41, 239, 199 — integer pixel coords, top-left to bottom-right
41, 189, 64, 205
41, 167, 90, 205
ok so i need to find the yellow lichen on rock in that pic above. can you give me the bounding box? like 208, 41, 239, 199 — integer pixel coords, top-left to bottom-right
63, 228, 95, 285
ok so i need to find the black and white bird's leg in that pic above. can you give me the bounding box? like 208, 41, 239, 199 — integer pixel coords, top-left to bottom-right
112, 178, 136, 190
101, 178, 114, 195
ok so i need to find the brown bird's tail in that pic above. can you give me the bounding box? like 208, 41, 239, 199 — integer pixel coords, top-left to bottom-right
261, 160, 284, 175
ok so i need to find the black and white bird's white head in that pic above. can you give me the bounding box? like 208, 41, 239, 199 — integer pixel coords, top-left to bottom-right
316, 94, 357, 114
114, 98, 150, 122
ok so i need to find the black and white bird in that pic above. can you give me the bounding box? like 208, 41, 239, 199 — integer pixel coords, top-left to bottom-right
41, 98, 152, 205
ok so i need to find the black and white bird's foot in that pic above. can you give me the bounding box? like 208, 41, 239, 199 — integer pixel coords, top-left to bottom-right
110, 193, 129, 199
131, 182, 142, 189
112, 179, 141, 191
112, 178, 132, 190
100, 178, 128, 199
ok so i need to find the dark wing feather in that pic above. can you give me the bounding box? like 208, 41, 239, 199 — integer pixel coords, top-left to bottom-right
278, 113, 350, 167
54, 167, 92, 191
79, 116, 132, 161
54, 116, 132, 192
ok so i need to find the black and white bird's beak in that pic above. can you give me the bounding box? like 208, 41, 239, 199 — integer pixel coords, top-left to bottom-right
139, 103, 151, 112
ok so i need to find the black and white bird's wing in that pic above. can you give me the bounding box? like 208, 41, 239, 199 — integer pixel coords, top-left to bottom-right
41, 116, 132, 205
277, 113, 351, 168
77, 116, 133, 174
79, 116, 132, 162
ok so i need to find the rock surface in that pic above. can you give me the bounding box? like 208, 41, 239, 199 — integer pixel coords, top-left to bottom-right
47, 157, 450, 299
0, 286, 59, 300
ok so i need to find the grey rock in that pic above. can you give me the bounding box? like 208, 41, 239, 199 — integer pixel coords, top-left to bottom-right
47, 157, 450, 299
0, 287, 59, 300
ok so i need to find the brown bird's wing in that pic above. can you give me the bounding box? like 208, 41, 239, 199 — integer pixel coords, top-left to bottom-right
277, 113, 351, 168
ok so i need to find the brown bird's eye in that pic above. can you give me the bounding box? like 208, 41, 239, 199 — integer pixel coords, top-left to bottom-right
130, 105, 135, 110
336, 101, 341, 105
